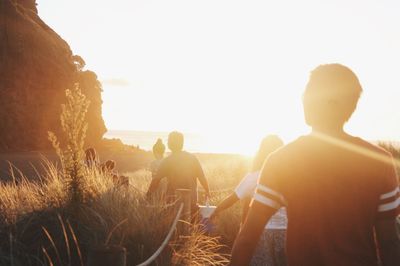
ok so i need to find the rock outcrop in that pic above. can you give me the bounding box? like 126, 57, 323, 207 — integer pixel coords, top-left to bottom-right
0, 0, 106, 151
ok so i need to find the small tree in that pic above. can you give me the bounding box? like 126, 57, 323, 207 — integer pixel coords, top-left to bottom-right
48, 83, 90, 208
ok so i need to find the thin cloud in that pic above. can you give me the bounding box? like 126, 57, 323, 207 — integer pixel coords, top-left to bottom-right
102, 78, 131, 87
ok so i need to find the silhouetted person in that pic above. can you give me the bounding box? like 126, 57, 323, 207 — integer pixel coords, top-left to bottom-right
210, 135, 286, 265
149, 138, 167, 198
85, 147, 99, 168
101, 160, 116, 173
150, 138, 166, 177
147, 131, 211, 213
211, 135, 284, 224
99, 159, 128, 188
231, 64, 400, 266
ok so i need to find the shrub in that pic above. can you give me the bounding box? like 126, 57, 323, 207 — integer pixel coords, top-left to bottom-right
48, 84, 90, 209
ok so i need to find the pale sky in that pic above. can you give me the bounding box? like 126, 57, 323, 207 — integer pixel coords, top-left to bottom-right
37, 0, 400, 152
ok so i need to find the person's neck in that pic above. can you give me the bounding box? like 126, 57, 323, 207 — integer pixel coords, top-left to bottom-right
311, 124, 347, 138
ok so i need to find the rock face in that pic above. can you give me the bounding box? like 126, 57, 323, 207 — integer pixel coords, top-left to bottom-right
0, 0, 106, 151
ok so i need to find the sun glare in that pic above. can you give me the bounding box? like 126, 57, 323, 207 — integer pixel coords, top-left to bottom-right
38, 0, 400, 154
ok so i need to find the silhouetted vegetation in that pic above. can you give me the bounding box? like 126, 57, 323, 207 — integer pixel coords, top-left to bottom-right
0, 86, 232, 265
48, 85, 90, 209
0, 0, 106, 151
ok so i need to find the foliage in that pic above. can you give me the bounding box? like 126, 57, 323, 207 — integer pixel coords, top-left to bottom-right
0, 160, 233, 265
48, 84, 90, 209
171, 225, 230, 265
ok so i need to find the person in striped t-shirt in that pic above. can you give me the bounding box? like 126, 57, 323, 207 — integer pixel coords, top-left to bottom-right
230, 64, 400, 266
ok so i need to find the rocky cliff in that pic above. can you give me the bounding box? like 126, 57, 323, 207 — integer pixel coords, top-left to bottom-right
0, 0, 106, 151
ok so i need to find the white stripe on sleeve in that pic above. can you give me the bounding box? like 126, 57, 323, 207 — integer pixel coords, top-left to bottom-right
257, 184, 288, 206
253, 193, 282, 209
378, 197, 400, 212
380, 187, 399, 200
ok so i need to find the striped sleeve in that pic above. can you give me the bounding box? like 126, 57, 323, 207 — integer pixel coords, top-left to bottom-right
377, 186, 400, 219
253, 183, 288, 210
376, 155, 400, 220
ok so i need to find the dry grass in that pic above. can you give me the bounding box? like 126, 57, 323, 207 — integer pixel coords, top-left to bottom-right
0, 154, 246, 265
128, 153, 250, 247
171, 225, 230, 266
3, 142, 396, 265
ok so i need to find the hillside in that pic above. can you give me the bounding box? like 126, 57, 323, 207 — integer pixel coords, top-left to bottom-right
0, 0, 106, 151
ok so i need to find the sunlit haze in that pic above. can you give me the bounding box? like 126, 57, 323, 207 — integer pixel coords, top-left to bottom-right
37, 0, 400, 154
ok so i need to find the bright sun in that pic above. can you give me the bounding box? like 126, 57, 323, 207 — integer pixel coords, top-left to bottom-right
38, 0, 400, 154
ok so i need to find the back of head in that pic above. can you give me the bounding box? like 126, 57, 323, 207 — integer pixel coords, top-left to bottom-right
303, 64, 363, 127
253, 135, 284, 171
168, 131, 184, 152
152, 138, 166, 157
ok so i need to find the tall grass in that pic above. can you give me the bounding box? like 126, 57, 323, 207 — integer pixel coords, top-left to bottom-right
0, 84, 233, 265
128, 154, 250, 247
0, 159, 235, 265
4, 85, 398, 265
48, 84, 90, 209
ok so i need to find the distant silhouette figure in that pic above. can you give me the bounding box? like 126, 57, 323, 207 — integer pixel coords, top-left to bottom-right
150, 138, 166, 176
85, 147, 99, 168
101, 160, 116, 173
230, 64, 400, 266
147, 131, 211, 214
210, 135, 286, 265
149, 138, 167, 199
100, 159, 128, 188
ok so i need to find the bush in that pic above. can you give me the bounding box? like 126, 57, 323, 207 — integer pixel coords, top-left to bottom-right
48, 84, 90, 209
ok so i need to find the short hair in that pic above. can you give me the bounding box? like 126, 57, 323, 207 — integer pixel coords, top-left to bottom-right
168, 131, 184, 152
152, 138, 166, 155
303, 64, 363, 126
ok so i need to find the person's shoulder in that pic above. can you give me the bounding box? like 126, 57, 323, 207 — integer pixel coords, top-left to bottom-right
182, 151, 194, 156
244, 171, 260, 180
268, 136, 308, 160
182, 151, 200, 161
351, 137, 392, 156
261, 136, 315, 172
159, 154, 173, 166
349, 137, 395, 169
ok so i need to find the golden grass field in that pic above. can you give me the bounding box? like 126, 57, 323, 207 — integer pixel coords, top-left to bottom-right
0, 87, 254, 266
1, 143, 399, 265
0, 152, 251, 265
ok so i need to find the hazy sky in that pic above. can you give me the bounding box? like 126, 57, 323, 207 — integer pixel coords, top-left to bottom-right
37, 0, 400, 148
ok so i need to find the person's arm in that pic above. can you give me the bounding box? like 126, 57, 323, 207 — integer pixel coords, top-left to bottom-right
230, 200, 276, 265
240, 198, 251, 225
146, 177, 161, 196
198, 174, 210, 198
210, 193, 239, 220
230, 156, 285, 265
194, 156, 210, 198
146, 161, 165, 197
374, 154, 400, 266
375, 218, 400, 266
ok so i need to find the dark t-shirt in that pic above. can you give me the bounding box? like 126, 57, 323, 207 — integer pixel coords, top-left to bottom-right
156, 151, 205, 206
253, 134, 399, 266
